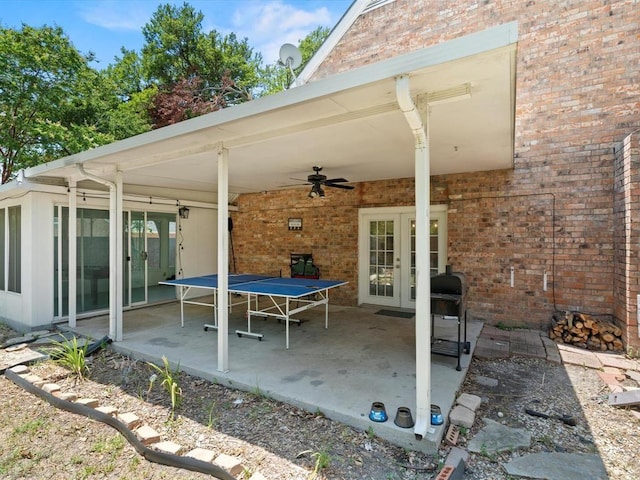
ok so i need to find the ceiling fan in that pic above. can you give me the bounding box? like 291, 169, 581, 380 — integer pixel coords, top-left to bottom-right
294, 166, 354, 197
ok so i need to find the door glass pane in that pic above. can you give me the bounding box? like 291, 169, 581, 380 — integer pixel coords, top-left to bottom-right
146, 212, 177, 303
410, 219, 416, 300
123, 212, 129, 307
0, 209, 4, 291
130, 211, 146, 303
430, 218, 439, 276
78, 208, 109, 312
53, 208, 62, 316
54, 208, 70, 316
368, 220, 394, 297
8, 206, 21, 293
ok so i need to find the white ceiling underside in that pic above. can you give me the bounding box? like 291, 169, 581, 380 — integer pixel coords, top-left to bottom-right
23, 24, 517, 199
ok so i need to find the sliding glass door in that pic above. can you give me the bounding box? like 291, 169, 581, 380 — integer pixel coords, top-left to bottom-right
54, 207, 176, 319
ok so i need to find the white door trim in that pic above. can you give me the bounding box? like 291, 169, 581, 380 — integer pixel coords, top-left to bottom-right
358, 205, 447, 308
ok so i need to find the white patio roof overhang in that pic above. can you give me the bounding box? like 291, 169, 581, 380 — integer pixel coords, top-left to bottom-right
24, 22, 517, 196
21, 22, 518, 440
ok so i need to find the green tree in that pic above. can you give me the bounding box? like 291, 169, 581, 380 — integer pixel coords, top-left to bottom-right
0, 24, 114, 183
298, 26, 330, 67
141, 2, 261, 125
102, 48, 155, 138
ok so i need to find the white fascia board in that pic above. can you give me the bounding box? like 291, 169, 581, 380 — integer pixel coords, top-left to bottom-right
25, 21, 517, 181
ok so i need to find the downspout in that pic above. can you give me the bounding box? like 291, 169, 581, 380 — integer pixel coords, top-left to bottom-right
395, 74, 432, 440
77, 165, 121, 341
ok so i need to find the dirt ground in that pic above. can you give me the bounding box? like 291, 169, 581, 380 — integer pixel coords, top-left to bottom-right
1, 324, 639, 479
460, 356, 640, 479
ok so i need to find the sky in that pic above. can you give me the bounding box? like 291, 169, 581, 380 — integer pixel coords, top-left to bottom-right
1, 0, 353, 67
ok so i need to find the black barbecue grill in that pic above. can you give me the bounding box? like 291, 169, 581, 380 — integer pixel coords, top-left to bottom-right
430, 270, 470, 371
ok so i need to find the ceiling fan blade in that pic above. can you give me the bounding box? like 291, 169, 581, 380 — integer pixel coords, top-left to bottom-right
325, 183, 354, 190
324, 178, 349, 183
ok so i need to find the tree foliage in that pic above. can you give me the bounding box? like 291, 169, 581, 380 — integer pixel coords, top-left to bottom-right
0, 3, 332, 181
0, 24, 115, 183
141, 2, 259, 127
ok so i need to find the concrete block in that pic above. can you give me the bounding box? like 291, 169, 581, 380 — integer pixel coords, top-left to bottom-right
456, 393, 481, 412
609, 389, 640, 407
95, 406, 118, 416
9, 365, 30, 375
626, 370, 640, 383
76, 398, 99, 408
23, 373, 43, 384
153, 441, 184, 455
557, 345, 601, 369
58, 392, 78, 401
214, 453, 244, 476
185, 447, 216, 463
136, 425, 161, 445
595, 353, 640, 371
602, 366, 625, 381
117, 412, 142, 429
42, 383, 61, 394
445, 446, 469, 468
449, 405, 475, 429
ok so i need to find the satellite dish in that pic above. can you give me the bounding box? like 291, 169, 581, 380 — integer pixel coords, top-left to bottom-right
279, 43, 302, 69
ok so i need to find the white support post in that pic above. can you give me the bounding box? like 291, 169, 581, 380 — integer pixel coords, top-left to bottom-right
413, 110, 431, 439
68, 180, 77, 327
396, 75, 431, 439
217, 146, 230, 372
108, 179, 117, 340
115, 171, 124, 341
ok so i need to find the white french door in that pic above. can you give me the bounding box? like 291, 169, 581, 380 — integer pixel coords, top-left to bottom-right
358, 206, 447, 308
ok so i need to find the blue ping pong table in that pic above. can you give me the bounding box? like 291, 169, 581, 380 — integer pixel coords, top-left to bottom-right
159, 274, 347, 348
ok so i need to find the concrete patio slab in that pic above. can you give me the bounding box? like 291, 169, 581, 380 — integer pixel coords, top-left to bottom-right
63, 300, 483, 454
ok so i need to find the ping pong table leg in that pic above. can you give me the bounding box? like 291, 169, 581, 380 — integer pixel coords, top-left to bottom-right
325, 289, 329, 329
285, 297, 290, 349
235, 293, 264, 341
203, 289, 219, 332
180, 286, 187, 327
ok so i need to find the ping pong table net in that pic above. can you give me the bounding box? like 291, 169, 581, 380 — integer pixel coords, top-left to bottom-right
290, 253, 320, 279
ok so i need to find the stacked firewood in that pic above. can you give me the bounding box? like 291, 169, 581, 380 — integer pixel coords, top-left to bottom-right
549, 311, 624, 352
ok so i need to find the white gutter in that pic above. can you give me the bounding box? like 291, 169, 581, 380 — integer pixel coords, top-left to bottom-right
395, 74, 431, 440
77, 165, 122, 341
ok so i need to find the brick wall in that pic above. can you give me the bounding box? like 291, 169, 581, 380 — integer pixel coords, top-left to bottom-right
232, 179, 416, 307
614, 131, 640, 349
233, 1, 640, 332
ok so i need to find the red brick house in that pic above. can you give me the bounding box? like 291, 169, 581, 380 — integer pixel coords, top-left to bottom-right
232, 0, 640, 350
0, 0, 637, 441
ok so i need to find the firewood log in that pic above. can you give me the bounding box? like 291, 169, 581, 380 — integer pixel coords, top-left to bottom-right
601, 332, 615, 343
612, 339, 624, 351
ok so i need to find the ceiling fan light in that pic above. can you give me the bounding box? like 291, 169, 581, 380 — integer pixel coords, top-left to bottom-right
308, 183, 324, 198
